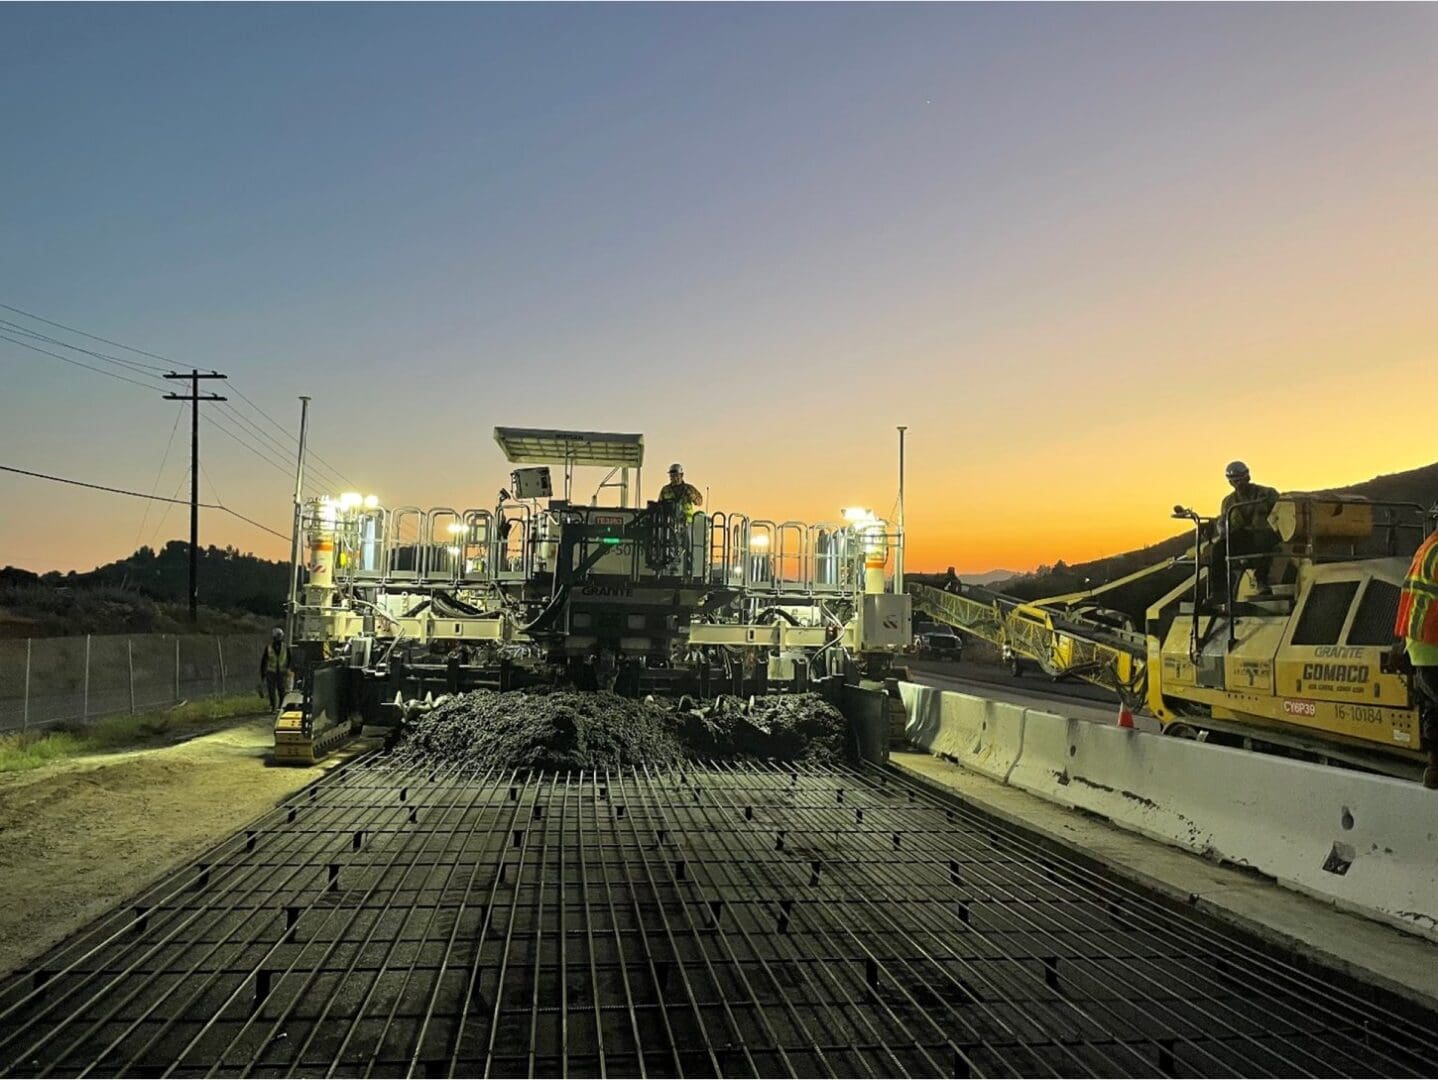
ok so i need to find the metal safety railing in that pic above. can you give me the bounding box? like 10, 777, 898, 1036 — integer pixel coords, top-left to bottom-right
311, 500, 884, 600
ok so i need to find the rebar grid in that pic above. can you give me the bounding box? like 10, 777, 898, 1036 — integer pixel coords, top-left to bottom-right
3, 751, 1436, 1078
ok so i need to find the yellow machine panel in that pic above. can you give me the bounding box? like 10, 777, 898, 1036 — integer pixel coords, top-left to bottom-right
1149, 549, 1425, 767
918, 494, 1433, 780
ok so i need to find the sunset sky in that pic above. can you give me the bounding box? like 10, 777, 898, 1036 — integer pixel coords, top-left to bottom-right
2, 5, 1435, 577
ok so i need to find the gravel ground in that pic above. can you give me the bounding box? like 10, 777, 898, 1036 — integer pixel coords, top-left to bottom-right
0, 717, 361, 978
392, 689, 852, 770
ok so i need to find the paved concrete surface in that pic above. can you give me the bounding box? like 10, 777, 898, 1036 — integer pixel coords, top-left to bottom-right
892, 749, 1438, 1013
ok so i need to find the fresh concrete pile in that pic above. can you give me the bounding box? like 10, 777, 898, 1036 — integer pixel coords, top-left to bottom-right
392, 689, 852, 770
392, 690, 686, 773
743, 693, 853, 763
671, 693, 852, 764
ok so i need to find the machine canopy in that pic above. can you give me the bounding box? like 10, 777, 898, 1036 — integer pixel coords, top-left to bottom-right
492, 427, 645, 469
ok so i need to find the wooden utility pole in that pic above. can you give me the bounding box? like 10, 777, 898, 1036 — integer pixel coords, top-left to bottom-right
163, 369, 227, 623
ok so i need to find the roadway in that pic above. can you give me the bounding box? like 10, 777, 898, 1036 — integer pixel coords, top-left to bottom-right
904, 657, 1164, 733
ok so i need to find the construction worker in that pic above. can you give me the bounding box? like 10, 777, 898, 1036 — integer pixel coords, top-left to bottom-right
259, 628, 292, 711
1393, 523, 1438, 788
1214, 460, 1280, 596
658, 463, 704, 521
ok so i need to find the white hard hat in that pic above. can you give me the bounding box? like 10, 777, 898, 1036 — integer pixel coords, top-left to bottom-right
668, 463, 683, 474
1224, 460, 1250, 480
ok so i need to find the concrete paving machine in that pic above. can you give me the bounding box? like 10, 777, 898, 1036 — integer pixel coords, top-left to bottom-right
275, 427, 911, 763
911, 494, 1435, 781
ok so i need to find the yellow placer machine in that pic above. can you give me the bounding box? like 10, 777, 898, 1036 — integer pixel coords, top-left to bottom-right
911, 494, 1434, 781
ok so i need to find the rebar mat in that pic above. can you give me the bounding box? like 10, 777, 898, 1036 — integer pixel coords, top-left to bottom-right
3, 754, 1436, 1078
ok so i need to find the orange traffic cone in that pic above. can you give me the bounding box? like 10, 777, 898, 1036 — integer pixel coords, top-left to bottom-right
1116, 704, 1135, 729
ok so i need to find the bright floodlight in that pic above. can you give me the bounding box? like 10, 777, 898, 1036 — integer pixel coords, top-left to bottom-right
841, 506, 873, 523
363, 495, 380, 509
339, 492, 363, 509
447, 522, 467, 535
750, 534, 770, 550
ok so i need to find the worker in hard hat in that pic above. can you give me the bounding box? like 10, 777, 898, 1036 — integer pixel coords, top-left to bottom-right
1214, 460, 1280, 597
259, 628, 292, 711
1394, 521, 1438, 788
658, 463, 704, 521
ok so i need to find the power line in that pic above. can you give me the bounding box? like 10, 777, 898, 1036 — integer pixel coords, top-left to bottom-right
217, 505, 286, 539
134, 403, 186, 548
198, 459, 223, 504
146, 467, 192, 550
226, 383, 357, 489
1, 463, 195, 505
206, 412, 295, 478
215, 400, 345, 492
1, 463, 288, 541
5, 327, 338, 491
0, 332, 164, 390
0, 301, 173, 372
0, 318, 170, 380
1, 300, 359, 492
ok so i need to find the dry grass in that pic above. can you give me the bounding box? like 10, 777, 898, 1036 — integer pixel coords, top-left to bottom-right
0, 695, 265, 773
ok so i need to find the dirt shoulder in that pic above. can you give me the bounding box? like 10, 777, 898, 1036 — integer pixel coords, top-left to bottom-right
0, 715, 364, 977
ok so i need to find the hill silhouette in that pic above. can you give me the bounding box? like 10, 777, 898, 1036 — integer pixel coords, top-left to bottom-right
927, 461, 1438, 620
0, 541, 287, 638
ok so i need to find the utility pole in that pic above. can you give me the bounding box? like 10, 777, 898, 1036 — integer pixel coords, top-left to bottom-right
286, 396, 311, 642
163, 369, 227, 623
896, 425, 907, 592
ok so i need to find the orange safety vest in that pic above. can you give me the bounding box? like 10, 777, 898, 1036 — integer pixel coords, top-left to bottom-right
1394, 531, 1438, 646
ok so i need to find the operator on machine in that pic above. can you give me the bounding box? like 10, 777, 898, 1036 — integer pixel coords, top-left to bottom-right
659, 463, 704, 521
259, 628, 293, 712
1214, 460, 1280, 597
1393, 520, 1438, 789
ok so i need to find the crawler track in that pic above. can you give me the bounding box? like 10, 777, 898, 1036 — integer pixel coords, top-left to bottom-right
3, 749, 1437, 1077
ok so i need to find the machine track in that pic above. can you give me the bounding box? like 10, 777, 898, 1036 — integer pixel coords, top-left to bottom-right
3, 742, 1436, 1077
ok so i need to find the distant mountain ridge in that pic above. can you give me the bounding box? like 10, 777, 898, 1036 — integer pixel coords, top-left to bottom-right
994, 461, 1438, 610
962, 569, 1017, 586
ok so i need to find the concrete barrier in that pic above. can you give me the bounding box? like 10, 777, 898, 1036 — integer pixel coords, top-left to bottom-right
899, 683, 1025, 782
900, 682, 1438, 943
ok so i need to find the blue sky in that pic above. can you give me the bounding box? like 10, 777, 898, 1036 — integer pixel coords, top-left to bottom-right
3, 4, 1434, 572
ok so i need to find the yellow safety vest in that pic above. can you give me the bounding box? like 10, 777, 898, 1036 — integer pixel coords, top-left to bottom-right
262, 644, 290, 675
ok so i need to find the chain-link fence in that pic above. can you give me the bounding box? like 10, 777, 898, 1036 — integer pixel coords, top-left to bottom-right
0, 634, 270, 733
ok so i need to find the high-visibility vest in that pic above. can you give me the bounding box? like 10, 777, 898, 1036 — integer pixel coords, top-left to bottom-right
262, 643, 290, 675
1395, 531, 1438, 646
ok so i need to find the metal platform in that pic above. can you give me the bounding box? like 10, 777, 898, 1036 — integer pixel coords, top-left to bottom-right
3, 752, 1437, 1078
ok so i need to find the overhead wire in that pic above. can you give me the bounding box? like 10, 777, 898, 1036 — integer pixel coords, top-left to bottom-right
225, 384, 357, 490
198, 460, 223, 505
0, 302, 358, 492
146, 467, 193, 550
214, 400, 346, 494
0, 332, 165, 391
134, 404, 186, 549
0, 463, 289, 542
204, 413, 295, 479
0, 301, 173, 372
199, 436, 298, 551
0, 320, 306, 546
0, 318, 172, 380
